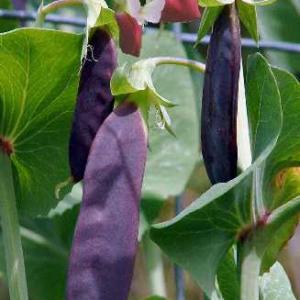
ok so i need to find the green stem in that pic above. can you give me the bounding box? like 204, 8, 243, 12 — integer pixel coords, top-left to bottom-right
20, 227, 68, 259
36, 0, 84, 27
153, 56, 206, 73
0, 151, 28, 300
143, 234, 167, 297
240, 245, 261, 300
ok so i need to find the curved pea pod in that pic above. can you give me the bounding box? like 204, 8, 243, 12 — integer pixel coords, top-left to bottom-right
69, 28, 117, 182
201, 4, 241, 184
67, 101, 148, 300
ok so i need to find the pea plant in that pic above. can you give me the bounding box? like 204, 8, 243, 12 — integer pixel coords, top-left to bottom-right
0, 0, 300, 299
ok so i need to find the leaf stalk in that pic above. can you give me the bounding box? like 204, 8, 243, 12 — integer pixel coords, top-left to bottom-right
0, 151, 29, 300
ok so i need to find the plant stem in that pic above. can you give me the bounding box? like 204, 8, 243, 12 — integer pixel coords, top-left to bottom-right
153, 56, 206, 73
0, 151, 28, 300
175, 196, 185, 300
240, 245, 261, 300
36, 0, 83, 27
143, 234, 167, 297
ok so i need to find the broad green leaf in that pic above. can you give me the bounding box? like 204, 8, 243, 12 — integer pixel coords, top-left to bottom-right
0, 28, 82, 216
150, 53, 282, 297
260, 69, 300, 271
118, 31, 200, 199
237, 0, 259, 42
196, 7, 223, 43
263, 68, 300, 209
246, 53, 282, 161
150, 167, 252, 297
260, 262, 296, 300
257, 1, 300, 73
198, 0, 234, 7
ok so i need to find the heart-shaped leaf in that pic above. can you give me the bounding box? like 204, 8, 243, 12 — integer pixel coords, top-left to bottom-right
0, 28, 82, 216
150, 53, 282, 296
260, 68, 300, 271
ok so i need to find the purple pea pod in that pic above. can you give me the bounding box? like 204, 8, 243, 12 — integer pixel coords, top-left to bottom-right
67, 101, 148, 300
69, 28, 117, 182
201, 4, 241, 184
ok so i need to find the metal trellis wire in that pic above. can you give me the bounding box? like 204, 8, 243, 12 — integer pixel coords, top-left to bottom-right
1, 9, 300, 54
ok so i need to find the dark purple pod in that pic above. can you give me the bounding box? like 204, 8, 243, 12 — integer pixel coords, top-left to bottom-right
69, 28, 117, 182
201, 4, 241, 184
67, 101, 148, 300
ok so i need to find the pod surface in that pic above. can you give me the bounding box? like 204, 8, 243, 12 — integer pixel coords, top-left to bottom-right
201, 4, 241, 184
67, 101, 148, 300
69, 28, 117, 182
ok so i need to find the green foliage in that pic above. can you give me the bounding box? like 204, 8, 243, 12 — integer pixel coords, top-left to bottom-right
237, 0, 259, 42
258, 1, 300, 74
196, 6, 223, 43
217, 249, 239, 300
0, 28, 82, 216
150, 53, 282, 297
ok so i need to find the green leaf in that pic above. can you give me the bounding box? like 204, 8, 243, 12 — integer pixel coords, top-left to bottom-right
0, 28, 82, 216
257, 1, 300, 73
246, 53, 282, 161
198, 0, 234, 7
237, 0, 259, 42
139, 194, 165, 240
84, 0, 108, 31
150, 53, 282, 297
217, 248, 239, 300
93, 6, 119, 39
259, 68, 300, 272
150, 168, 252, 297
117, 31, 200, 199
196, 7, 223, 43
260, 262, 296, 300
263, 68, 300, 209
